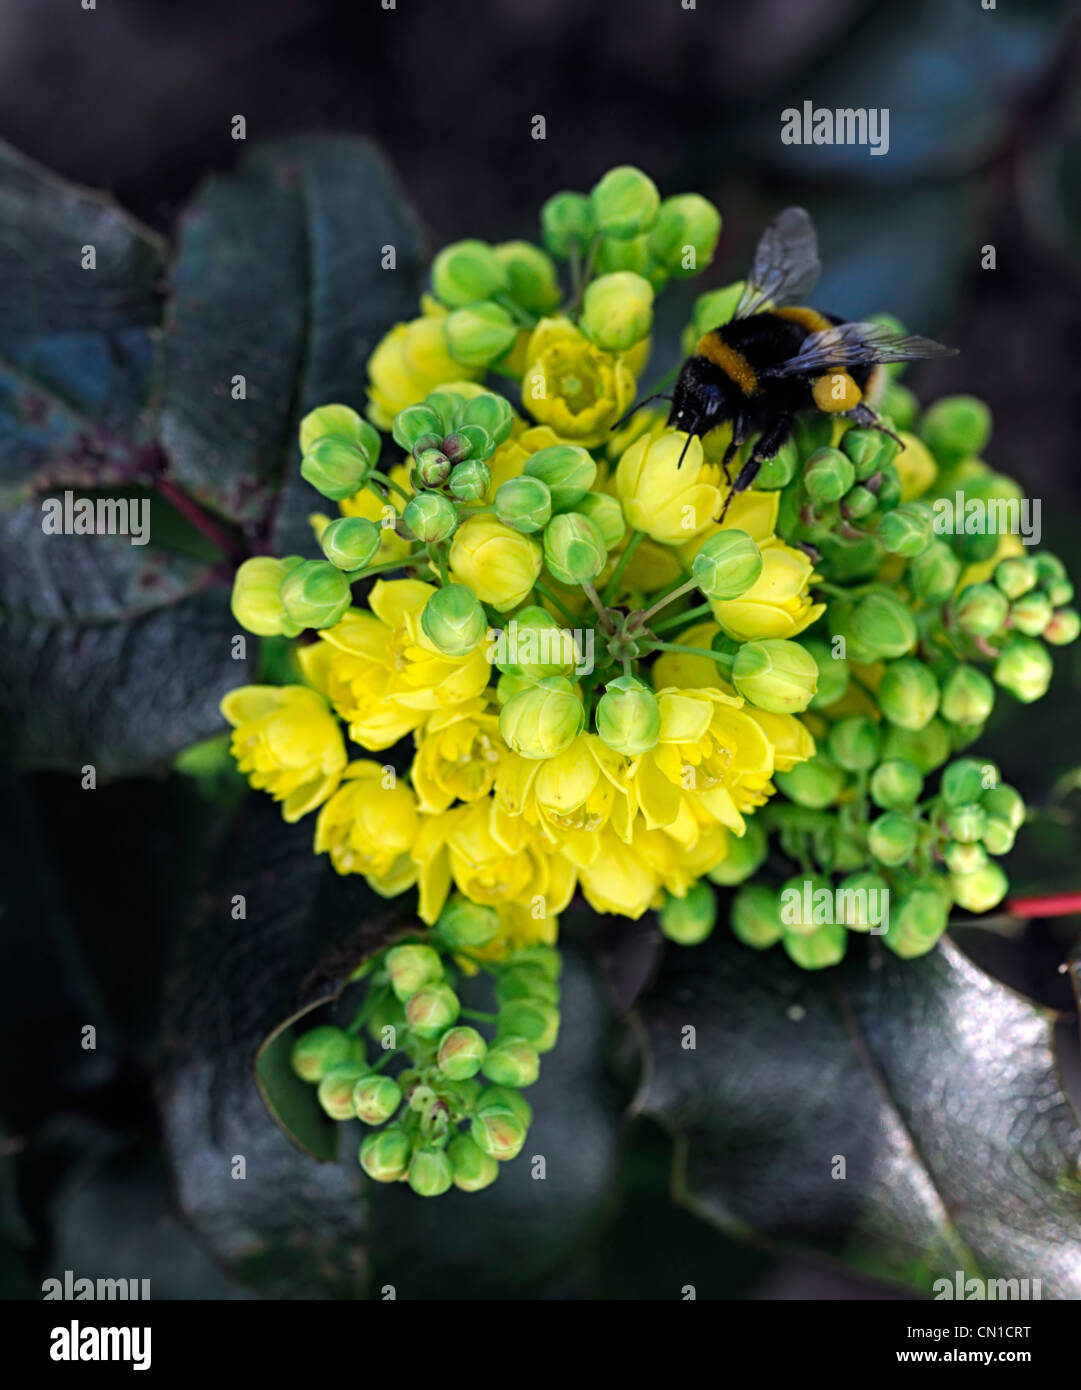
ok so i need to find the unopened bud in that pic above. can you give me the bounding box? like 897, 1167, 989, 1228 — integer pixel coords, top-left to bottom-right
405, 983, 461, 1039
436, 1026, 488, 1080
481, 1036, 540, 1087
940, 665, 994, 726
291, 1025, 353, 1083
386, 943, 444, 1002
868, 810, 918, 866
301, 436, 374, 501
731, 639, 818, 714
543, 511, 607, 585
404, 491, 458, 544
590, 165, 660, 240
878, 658, 940, 731
524, 444, 597, 511
659, 881, 717, 944
994, 635, 1052, 702
447, 458, 491, 502
495, 476, 552, 534
279, 560, 352, 630
595, 676, 661, 756
431, 239, 508, 308
691, 528, 763, 599
359, 1126, 413, 1183
407, 1146, 454, 1197
352, 1074, 403, 1125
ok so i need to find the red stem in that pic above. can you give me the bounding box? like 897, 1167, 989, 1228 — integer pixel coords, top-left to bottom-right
1006, 892, 1081, 919
156, 478, 246, 561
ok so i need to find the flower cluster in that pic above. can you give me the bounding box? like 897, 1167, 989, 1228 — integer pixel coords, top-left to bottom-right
222, 166, 1076, 1187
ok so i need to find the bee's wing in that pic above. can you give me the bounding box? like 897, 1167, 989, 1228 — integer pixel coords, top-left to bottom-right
761, 320, 957, 378
733, 207, 821, 320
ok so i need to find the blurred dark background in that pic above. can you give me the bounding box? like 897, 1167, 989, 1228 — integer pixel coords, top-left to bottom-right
3, 0, 1081, 1301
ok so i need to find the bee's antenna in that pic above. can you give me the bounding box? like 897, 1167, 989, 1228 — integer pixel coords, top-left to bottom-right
610, 393, 673, 432
676, 430, 695, 469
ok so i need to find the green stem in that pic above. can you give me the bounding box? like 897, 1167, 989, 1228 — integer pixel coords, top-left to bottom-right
368, 470, 411, 504
429, 541, 451, 587
650, 641, 733, 668
581, 580, 615, 632
347, 554, 420, 580
460, 1008, 499, 1024
533, 582, 578, 624
638, 577, 699, 626
346, 983, 389, 1035
569, 234, 601, 316
649, 602, 714, 634
493, 292, 538, 329
601, 529, 644, 604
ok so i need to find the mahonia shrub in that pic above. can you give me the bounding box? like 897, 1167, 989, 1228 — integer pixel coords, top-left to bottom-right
223, 166, 1078, 1194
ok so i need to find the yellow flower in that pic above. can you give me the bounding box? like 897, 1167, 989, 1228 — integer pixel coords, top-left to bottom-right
495, 734, 633, 866
521, 316, 640, 446
411, 698, 506, 813
449, 514, 542, 612
615, 429, 724, 544
711, 537, 826, 640
892, 431, 937, 501
315, 761, 419, 896
298, 578, 490, 750
221, 685, 346, 822
463, 901, 559, 965
411, 798, 576, 925
366, 307, 481, 429
629, 687, 776, 836
578, 826, 661, 918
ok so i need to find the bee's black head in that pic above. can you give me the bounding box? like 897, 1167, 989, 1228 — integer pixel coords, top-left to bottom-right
667, 356, 735, 439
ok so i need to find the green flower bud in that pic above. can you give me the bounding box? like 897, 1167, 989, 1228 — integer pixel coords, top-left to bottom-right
231, 556, 304, 637
754, 438, 800, 489
576, 491, 626, 549
836, 872, 890, 931
461, 392, 514, 446
471, 1105, 527, 1161
691, 528, 763, 599
981, 783, 1025, 831
447, 1135, 500, 1192
359, 1126, 413, 1183
406, 983, 461, 1039
524, 444, 597, 511
877, 502, 933, 558
1034, 552, 1067, 586
954, 583, 1009, 637
494, 605, 580, 678
366, 993, 406, 1043
919, 394, 991, 461
690, 282, 742, 335
804, 447, 855, 504
827, 714, 882, 771
393, 404, 444, 454
850, 591, 917, 659
802, 639, 849, 710
431, 239, 507, 308
498, 997, 560, 1053
495, 476, 552, 534
499, 676, 584, 759
878, 658, 940, 731
352, 1074, 403, 1125
540, 190, 594, 258
291, 1025, 354, 1083
708, 819, 768, 886
908, 540, 961, 603
870, 758, 924, 810
731, 638, 818, 714
980, 818, 1016, 856
778, 874, 835, 935
994, 556, 1038, 600
445, 300, 519, 367
320, 517, 381, 572
407, 1146, 454, 1197
945, 840, 988, 875
580, 271, 654, 352
945, 802, 986, 844
939, 665, 994, 726
301, 436, 373, 500
730, 882, 784, 948
647, 193, 722, 275
436, 895, 500, 948
941, 756, 995, 805
386, 943, 444, 1003
403, 491, 457, 545
868, 810, 919, 866
783, 922, 848, 970
950, 861, 1008, 914
279, 560, 352, 630
543, 511, 607, 585
881, 382, 919, 430
880, 718, 951, 774
506, 946, 562, 982
421, 584, 487, 656
436, 1026, 488, 1080
775, 752, 846, 809
590, 165, 660, 239
885, 887, 950, 959
447, 459, 490, 502
413, 448, 450, 488
842, 485, 878, 521
595, 233, 651, 276
660, 881, 717, 945
300, 403, 381, 460
482, 1035, 540, 1087
495, 966, 559, 1006
1009, 591, 1053, 637
493, 240, 562, 313
994, 635, 1052, 703
1044, 607, 1081, 645
842, 427, 891, 479
1047, 579, 1073, 607
315, 1062, 370, 1120
872, 465, 903, 511
595, 676, 661, 756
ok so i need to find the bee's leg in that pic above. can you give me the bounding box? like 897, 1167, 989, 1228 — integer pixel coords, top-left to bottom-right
846, 401, 903, 449
718, 415, 793, 524
719, 412, 748, 489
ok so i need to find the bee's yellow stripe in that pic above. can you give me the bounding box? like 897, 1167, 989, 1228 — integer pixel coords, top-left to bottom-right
695, 333, 758, 395
775, 305, 833, 335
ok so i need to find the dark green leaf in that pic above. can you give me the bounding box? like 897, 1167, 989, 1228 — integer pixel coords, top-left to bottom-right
635, 931, 1081, 1296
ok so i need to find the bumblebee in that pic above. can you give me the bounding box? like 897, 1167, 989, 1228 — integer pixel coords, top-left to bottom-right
625, 207, 956, 518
